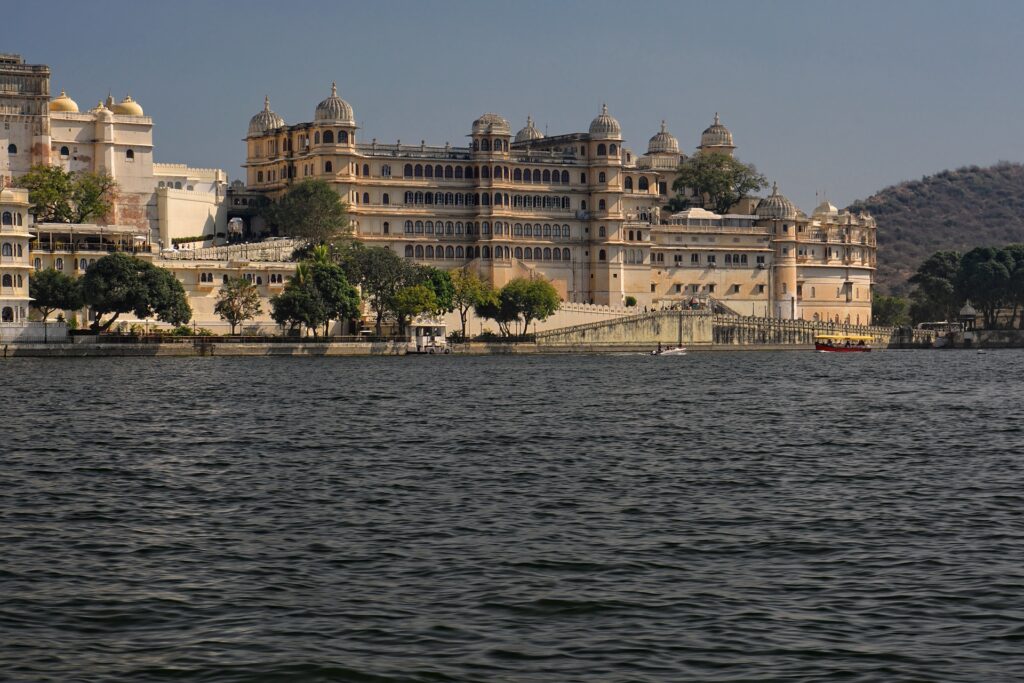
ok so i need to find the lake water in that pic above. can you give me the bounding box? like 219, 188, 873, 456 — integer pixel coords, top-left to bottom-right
2, 351, 1024, 682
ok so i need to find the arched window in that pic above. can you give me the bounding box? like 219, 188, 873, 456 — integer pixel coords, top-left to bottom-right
125, 148, 135, 161
415, 221, 424, 233
424, 165, 433, 178
494, 165, 502, 178
415, 245, 424, 258
1, 242, 10, 255
493, 192, 501, 205
15, 213, 21, 226
382, 164, 391, 177
2, 274, 12, 286
514, 168, 522, 182
323, 130, 334, 144
324, 161, 333, 173
314, 132, 321, 144
425, 221, 434, 234
581, 173, 587, 184
1, 212, 10, 225
553, 248, 561, 261
456, 246, 465, 259
624, 177, 633, 191
446, 222, 453, 234
483, 246, 491, 259
480, 139, 490, 151
175, 182, 182, 189
599, 226, 606, 237
455, 166, 464, 179
55, 258, 63, 271
581, 200, 587, 210
414, 164, 423, 177
599, 172, 606, 183
363, 164, 370, 176
445, 165, 454, 178
532, 169, 541, 182
383, 221, 390, 234
514, 247, 523, 259
404, 191, 413, 204
446, 246, 455, 258
1, 307, 12, 322
609, 144, 617, 155
339, 131, 348, 143
7, 143, 16, 154
404, 164, 413, 177
481, 166, 490, 179
383, 193, 390, 205
434, 165, 443, 177
638, 176, 649, 191
543, 169, 551, 182
543, 224, 551, 237
467, 166, 476, 178
599, 199, 606, 210
544, 248, 552, 260
415, 191, 423, 204
60, 146, 69, 157
425, 246, 434, 258
405, 220, 413, 233
599, 249, 606, 261
33, 258, 41, 270
445, 192, 453, 205
16, 244, 22, 257
524, 247, 533, 260
597, 143, 607, 156
405, 245, 414, 257
362, 192, 370, 204
561, 171, 569, 183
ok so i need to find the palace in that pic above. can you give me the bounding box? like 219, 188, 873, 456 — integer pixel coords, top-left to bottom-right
1, 51, 877, 332
243, 85, 877, 324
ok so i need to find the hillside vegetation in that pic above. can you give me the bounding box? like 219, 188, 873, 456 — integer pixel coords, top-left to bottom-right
846, 162, 1024, 294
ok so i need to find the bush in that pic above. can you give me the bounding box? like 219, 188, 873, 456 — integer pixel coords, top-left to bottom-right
624, 296, 637, 307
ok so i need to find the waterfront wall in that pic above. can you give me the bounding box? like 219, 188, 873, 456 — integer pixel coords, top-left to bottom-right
0, 322, 68, 344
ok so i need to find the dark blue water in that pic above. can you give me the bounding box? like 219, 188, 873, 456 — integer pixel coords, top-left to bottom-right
2, 351, 1024, 682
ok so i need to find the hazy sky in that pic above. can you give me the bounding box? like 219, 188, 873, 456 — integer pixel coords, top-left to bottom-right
5, 0, 1023, 211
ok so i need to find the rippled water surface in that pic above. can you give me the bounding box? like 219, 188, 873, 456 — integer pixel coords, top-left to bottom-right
3, 351, 1024, 682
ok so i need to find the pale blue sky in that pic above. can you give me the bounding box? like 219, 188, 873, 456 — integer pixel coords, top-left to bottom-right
5, 0, 1023, 210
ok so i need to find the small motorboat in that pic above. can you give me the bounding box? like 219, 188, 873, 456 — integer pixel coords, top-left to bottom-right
815, 334, 872, 353
651, 345, 687, 356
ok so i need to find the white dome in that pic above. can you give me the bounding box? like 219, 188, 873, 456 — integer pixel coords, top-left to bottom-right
514, 115, 544, 143
248, 96, 285, 136
315, 82, 355, 124
700, 112, 734, 149
813, 199, 838, 216
647, 120, 679, 154
589, 104, 621, 140
756, 182, 799, 220
472, 112, 511, 136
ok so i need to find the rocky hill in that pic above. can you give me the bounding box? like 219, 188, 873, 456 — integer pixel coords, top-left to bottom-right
846, 162, 1024, 294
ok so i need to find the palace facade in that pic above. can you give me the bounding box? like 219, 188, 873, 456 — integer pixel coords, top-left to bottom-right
243, 86, 877, 324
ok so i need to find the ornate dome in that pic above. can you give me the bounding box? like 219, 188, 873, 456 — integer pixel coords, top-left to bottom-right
647, 120, 679, 154
248, 96, 285, 136
756, 182, 799, 220
472, 112, 511, 136
700, 112, 734, 148
112, 95, 144, 116
48, 90, 79, 113
315, 82, 355, 124
514, 115, 544, 143
589, 103, 621, 139
813, 199, 838, 216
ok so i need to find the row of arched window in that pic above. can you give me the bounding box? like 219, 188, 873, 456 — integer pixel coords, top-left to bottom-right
403, 244, 572, 261
403, 220, 572, 238
45, 257, 95, 271
1, 242, 24, 257
471, 139, 509, 152
157, 181, 191, 190
313, 130, 350, 145
400, 190, 573, 210
402, 163, 573, 185
1, 273, 25, 287
1, 212, 24, 226
623, 177, 650, 191
594, 143, 619, 156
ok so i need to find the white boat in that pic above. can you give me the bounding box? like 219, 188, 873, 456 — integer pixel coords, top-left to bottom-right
651, 346, 687, 356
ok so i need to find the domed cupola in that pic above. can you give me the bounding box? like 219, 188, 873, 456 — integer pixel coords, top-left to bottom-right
248, 96, 285, 137
472, 113, 511, 136
699, 112, 735, 152
514, 115, 544, 143
314, 82, 355, 125
589, 103, 621, 140
647, 120, 679, 154
112, 95, 144, 116
813, 199, 838, 216
756, 182, 799, 220
49, 89, 79, 113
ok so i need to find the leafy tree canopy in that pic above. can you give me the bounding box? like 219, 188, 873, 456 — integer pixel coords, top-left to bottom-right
29, 268, 83, 321
264, 179, 351, 244
16, 165, 116, 223
450, 268, 492, 339
393, 284, 437, 335
670, 152, 767, 214
215, 276, 263, 334
872, 294, 910, 327
80, 253, 192, 331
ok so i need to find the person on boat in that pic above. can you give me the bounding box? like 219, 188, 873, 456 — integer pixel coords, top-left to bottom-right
844, 340, 851, 347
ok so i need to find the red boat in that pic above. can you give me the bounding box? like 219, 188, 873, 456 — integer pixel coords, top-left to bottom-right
815, 334, 872, 352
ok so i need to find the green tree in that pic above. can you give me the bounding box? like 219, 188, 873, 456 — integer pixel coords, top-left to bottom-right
393, 284, 437, 335
16, 165, 116, 223
501, 278, 560, 335
215, 276, 263, 334
350, 246, 413, 336
419, 267, 455, 314
309, 260, 361, 336
1002, 244, 1024, 329
474, 286, 514, 337
908, 250, 961, 323
671, 152, 767, 214
957, 247, 1013, 328
872, 293, 910, 327
29, 268, 83, 322
264, 179, 350, 244
80, 253, 192, 331
450, 268, 490, 339
270, 282, 324, 335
